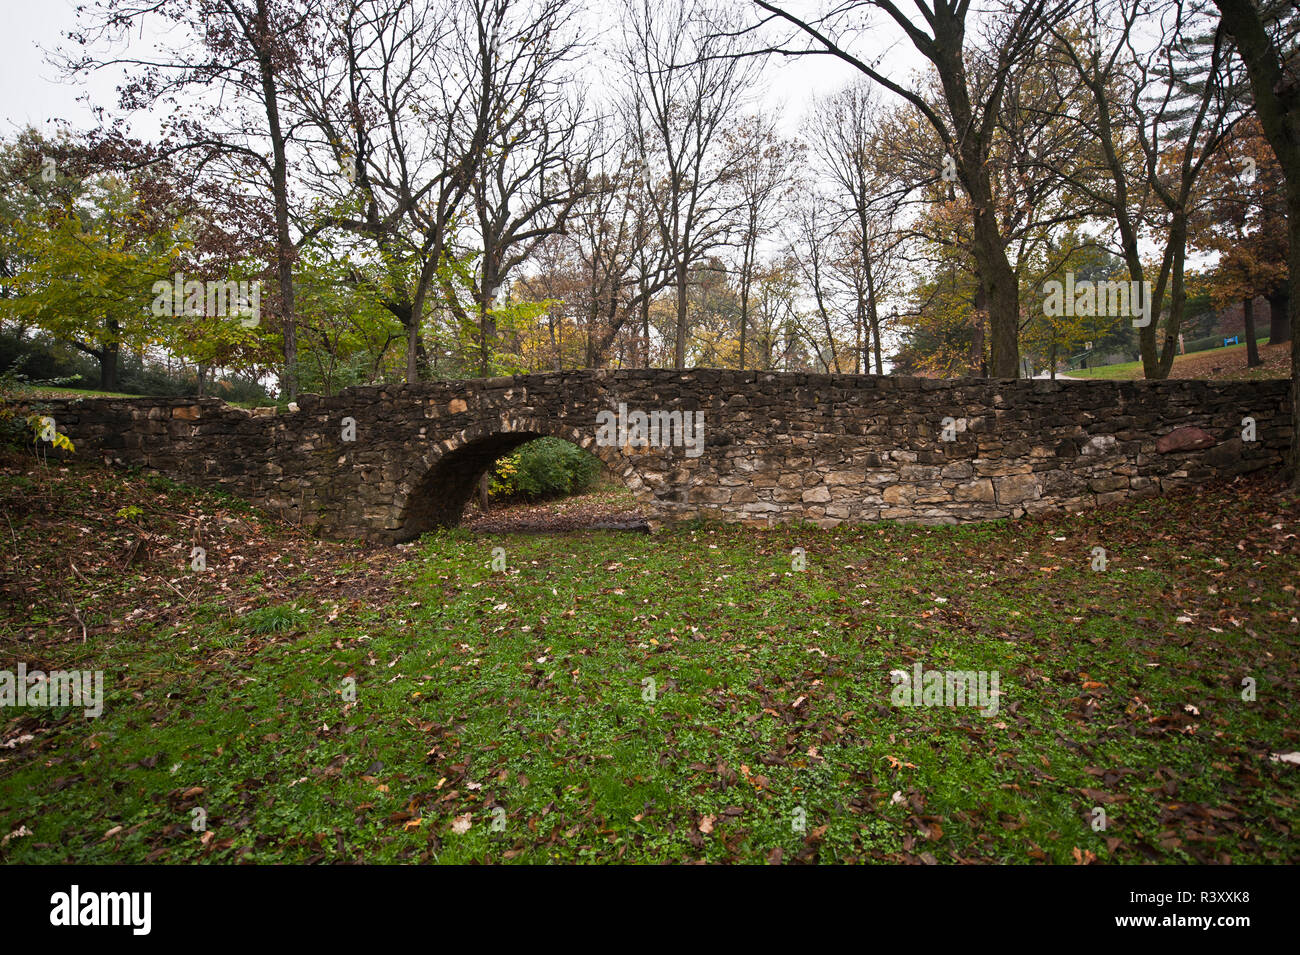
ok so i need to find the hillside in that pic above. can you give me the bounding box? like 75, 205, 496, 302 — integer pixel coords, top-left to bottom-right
1068, 341, 1292, 382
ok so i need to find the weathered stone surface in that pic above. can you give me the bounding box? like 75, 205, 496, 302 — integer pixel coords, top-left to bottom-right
1082, 434, 1117, 455
38, 370, 1290, 542
1088, 475, 1129, 493
995, 473, 1041, 505
694, 486, 732, 504
953, 478, 995, 503
1156, 426, 1216, 453
825, 469, 866, 485
874, 484, 901, 505
914, 486, 953, 504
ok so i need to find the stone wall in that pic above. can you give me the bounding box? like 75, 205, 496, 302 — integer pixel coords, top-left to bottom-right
38, 370, 1292, 541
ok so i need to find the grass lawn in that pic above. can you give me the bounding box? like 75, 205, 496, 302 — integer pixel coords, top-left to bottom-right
16, 385, 265, 409
1068, 359, 1161, 380
1067, 338, 1288, 381
1, 458, 1298, 864
16, 385, 139, 400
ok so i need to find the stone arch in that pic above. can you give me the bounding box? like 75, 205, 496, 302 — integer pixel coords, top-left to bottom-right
392, 414, 646, 540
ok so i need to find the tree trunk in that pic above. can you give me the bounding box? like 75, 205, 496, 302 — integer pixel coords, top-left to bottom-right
478, 260, 499, 377
674, 260, 688, 370
854, 294, 863, 376
405, 255, 440, 383
99, 316, 120, 391
549, 309, 560, 371
1138, 215, 1188, 380
100, 343, 119, 392
1289, 186, 1300, 484
479, 297, 496, 377
1268, 287, 1291, 344
739, 226, 754, 371
404, 319, 418, 383
1244, 297, 1262, 366
739, 278, 750, 372
931, 14, 1019, 378
640, 278, 651, 367
970, 212, 1018, 376
1214, 0, 1300, 487
865, 254, 883, 375
256, 0, 296, 401
585, 297, 598, 369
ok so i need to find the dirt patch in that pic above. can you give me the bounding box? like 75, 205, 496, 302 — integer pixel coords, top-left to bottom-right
1170, 341, 1292, 381
462, 487, 646, 534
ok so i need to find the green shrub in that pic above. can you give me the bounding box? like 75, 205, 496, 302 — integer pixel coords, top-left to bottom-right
244, 603, 303, 635
490, 437, 603, 501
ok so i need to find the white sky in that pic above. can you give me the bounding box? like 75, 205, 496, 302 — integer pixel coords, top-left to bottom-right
0, 0, 913, 141
0, 0, 118, 136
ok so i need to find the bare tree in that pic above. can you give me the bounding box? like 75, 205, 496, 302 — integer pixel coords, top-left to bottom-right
624, 0, 757, 369
809, 81, 908, 374
462, 0, 589, 376
574, 146, 675, 368
789, 189, 844, 371
727, 116, 800, 369
296, 0, 572, 383
749, 0, 1077, 377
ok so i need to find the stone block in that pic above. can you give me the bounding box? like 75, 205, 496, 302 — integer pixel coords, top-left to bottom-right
1156, 426, 1215, 453
994, 473, 1041, 504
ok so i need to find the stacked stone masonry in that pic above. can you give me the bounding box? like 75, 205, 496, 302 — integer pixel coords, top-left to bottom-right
40, 370, 1292, 543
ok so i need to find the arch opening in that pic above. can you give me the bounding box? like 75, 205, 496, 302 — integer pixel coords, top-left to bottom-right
397, 430, 642, 540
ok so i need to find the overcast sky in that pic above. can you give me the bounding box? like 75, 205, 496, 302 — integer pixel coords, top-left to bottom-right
0, 0, 915, 142
1, 0, 118, 137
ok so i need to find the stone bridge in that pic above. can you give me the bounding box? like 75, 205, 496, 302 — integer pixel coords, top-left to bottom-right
42, 369, 1291, 543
